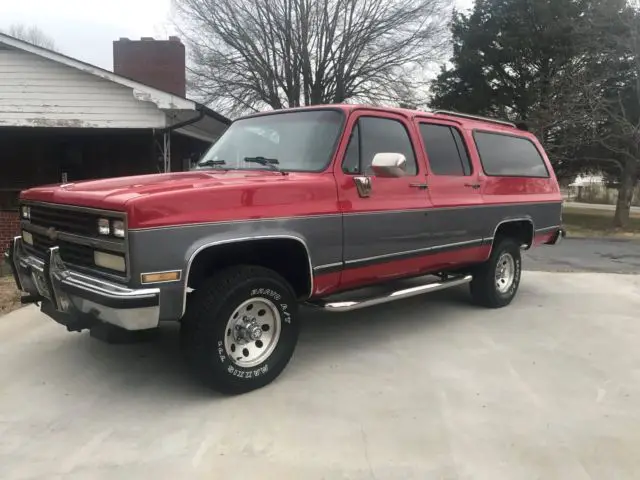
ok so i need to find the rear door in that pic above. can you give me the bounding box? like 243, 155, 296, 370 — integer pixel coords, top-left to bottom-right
415, 120, 487, 262
335, 110, 432, 289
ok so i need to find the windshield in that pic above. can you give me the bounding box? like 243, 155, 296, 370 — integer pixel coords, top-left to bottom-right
195, 109, 345, 172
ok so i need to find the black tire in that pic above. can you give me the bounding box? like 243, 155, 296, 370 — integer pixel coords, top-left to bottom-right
470, 237, 522, 308
181, 265, 299, 394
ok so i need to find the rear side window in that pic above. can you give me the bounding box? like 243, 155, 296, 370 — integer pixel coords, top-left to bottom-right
419, 123, 472, 176
474, 131, 549, 178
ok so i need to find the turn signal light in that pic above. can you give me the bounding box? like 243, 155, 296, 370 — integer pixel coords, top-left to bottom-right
141, 271, 182, 284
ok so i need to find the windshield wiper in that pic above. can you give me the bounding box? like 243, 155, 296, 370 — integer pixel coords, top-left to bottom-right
195, 159, 229, 170
244, 157, 288, 176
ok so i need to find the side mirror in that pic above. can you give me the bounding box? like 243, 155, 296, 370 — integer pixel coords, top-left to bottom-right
371, 153, 407, 178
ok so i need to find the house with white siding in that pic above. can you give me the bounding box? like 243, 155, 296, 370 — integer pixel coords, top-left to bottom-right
0, 32, 230, 258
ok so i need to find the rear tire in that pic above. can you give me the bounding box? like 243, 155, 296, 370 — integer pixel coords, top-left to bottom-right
181, 265, 299, 394
470, 237, 522, 308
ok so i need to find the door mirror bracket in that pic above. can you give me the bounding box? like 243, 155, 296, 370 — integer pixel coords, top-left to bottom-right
353, 176, 372, 198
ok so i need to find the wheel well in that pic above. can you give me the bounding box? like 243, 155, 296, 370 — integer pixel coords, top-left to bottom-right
493, 220, 534, 249
187, 238, 312, 299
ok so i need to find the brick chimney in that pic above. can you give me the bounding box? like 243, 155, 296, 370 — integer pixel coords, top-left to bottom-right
113, 36, 186, 97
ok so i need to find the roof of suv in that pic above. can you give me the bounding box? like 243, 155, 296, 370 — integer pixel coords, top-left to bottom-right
239, 104, 529, 134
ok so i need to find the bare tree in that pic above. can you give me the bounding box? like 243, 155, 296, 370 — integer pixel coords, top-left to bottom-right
2, 24, 57, 51
581, 0, 640, 227
173, 0, 450, 117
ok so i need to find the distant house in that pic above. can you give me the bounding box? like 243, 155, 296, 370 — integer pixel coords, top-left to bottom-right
568, 174, 606, 188
566, 172, 640, 206
0, 33, 230, 257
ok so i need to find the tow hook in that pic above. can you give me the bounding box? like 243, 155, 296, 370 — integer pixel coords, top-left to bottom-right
20, 294, 44, 305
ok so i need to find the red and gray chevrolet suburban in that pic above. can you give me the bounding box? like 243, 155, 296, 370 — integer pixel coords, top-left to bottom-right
5, 105, 565, 394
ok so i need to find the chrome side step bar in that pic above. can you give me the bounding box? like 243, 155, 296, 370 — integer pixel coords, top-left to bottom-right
308, 275, 473, 313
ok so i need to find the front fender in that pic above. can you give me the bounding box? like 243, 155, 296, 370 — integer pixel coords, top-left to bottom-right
182, 231, 314, 316
127, 220, 335, 321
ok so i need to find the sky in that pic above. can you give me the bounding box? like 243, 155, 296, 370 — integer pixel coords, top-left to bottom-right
1, 0, 475, 70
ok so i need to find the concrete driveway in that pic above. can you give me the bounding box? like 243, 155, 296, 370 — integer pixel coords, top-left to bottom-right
1, 271, 640, 479
524, 237, 640, 274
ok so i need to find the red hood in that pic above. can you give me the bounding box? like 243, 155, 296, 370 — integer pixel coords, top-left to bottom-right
21, 170, 290, 211
21, 170, 339, 229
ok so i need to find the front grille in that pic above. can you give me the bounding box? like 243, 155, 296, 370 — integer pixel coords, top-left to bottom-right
24, 231, 121, 275
22, 202, 127, 278
29, 204, 104, 237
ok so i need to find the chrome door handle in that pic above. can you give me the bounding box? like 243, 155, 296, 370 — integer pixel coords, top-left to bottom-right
409, 183, 429, 190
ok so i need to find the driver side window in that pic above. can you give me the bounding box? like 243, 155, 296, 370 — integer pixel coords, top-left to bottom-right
342, 116, 418, 176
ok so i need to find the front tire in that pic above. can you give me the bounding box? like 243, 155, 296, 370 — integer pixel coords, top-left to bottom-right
181, 265, 299, 394
470, 237, 522, 308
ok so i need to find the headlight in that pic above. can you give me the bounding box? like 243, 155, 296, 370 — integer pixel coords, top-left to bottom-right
94, 251, 126, 272
21, 206, 30, 220
112, 220, 125, 238
98, 218, 126, 237
98, 218, 111, 236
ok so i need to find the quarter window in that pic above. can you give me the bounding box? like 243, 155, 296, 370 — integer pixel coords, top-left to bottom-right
342, 117, 418, 176
474, 131, 549, 178
419, 123, 472, 176
342, 124, 360, 174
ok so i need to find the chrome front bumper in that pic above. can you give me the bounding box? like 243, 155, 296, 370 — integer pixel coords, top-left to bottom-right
4, 237, 160, 331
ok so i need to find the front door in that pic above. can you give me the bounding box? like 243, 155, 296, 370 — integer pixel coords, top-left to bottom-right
335, 111, 432, 290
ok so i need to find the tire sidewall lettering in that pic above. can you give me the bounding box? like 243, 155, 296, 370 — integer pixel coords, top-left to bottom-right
280, 302, 292, 324
227, 363, 270, 380
250, 287, 281, 301
508, 256, 522, 296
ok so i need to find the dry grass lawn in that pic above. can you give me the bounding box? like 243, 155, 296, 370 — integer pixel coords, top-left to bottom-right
0, 275, 21, 316
563, 206, 640, 239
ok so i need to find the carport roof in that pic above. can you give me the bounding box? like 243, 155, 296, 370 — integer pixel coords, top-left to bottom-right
0, 32, 231, 141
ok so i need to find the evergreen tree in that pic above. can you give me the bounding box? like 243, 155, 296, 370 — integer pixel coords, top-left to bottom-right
430, 0, 638, 226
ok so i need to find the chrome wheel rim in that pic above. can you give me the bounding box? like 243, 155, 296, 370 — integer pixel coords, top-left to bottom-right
495, 252, 516, 294
224, 297, 281, 368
